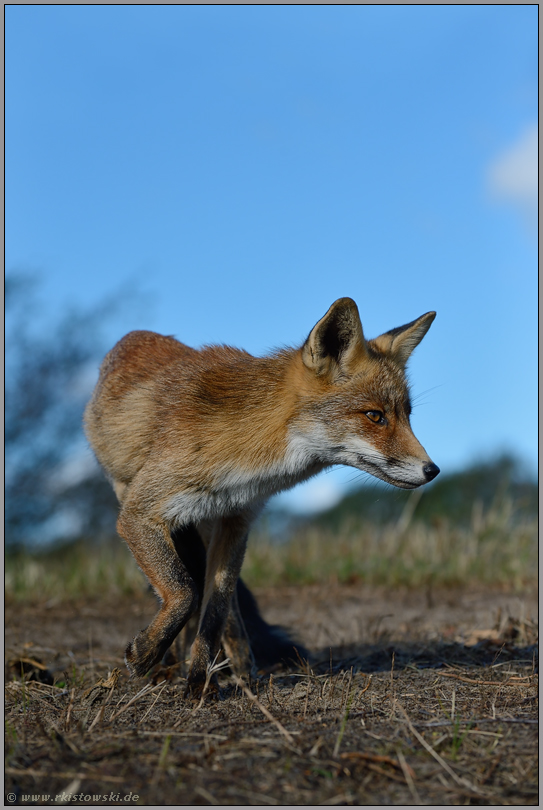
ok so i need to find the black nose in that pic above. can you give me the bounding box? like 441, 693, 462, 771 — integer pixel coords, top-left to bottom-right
423, 462, 440, 482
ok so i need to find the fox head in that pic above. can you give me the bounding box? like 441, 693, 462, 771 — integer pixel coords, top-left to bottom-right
293, 297, 439, 489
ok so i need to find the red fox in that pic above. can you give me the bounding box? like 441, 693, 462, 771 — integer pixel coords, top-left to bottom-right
84, 298, 439, 696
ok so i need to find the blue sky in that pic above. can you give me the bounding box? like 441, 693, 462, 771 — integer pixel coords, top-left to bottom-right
6, 5, 538, 512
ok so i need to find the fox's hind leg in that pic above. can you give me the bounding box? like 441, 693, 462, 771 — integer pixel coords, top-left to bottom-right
222, 585, 256, 677
169, 524, 207, 671
167, 521, 307, 681
171, 523, 254, 677
117, 503, 200, 677
187, 513, 252, 697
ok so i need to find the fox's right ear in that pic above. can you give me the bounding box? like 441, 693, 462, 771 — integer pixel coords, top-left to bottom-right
302, 298, 367, 377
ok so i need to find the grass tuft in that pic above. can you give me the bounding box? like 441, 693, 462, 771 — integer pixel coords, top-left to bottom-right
5, 539, 146, 603
244, 497, 537, 590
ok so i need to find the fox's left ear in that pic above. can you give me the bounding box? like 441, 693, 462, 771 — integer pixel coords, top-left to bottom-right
372, 312, 436, 366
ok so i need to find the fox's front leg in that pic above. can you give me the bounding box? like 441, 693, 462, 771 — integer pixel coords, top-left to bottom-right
117, 502, 200, 677
187, 514, 251, 698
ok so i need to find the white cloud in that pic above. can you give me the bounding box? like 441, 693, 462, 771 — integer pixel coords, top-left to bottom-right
272, 476, 344, 515
487, 125, 538, 229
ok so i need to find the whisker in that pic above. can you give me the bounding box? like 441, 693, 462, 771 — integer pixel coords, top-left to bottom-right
411, 384, 444, 406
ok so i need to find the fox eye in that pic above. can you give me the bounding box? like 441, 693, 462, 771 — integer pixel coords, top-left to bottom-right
365, 410, 386, 425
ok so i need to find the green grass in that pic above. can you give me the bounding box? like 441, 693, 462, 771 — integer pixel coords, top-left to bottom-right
5, 495, 537, 603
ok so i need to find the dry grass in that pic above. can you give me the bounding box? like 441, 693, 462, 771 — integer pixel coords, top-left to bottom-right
244, 498, 537, 591
5, 642, 538, 806
5, 501, 538, 805
5, 585, 538, 806
5, 497, 537, 605
5, 541, 147, 603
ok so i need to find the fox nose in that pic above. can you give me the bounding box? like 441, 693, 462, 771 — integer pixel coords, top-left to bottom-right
422, 462, 440, 482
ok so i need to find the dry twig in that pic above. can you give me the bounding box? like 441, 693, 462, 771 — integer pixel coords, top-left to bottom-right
439, 672, 534, 687
396, 702, 495, 801
233, 676, 300, 750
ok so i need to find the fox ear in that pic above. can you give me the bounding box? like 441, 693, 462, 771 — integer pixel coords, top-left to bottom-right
302, 298, 367, 377
373, 312, 436, 366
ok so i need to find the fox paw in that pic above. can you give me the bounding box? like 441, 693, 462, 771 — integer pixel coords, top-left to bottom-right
125, 637, 161, 678
184, 674, 221, 702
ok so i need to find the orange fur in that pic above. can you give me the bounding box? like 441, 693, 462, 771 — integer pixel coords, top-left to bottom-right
84, 298, 439, 696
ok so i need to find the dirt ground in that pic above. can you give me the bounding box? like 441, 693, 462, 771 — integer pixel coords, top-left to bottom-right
5, 584, 538, 806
